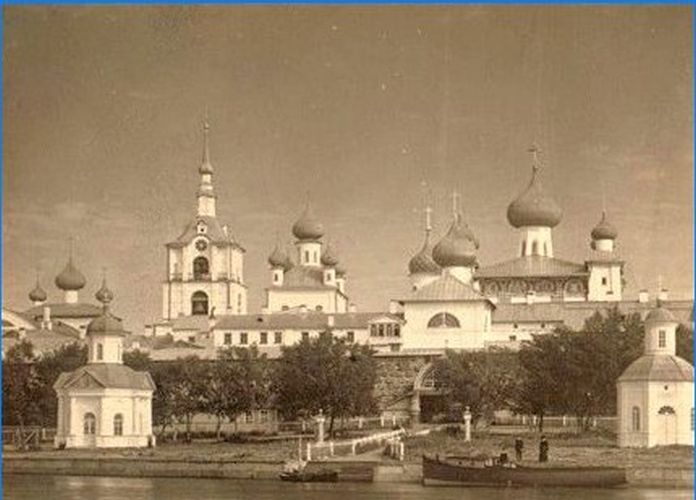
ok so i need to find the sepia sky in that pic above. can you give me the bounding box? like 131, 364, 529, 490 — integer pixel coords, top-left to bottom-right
3, 6, 693, 332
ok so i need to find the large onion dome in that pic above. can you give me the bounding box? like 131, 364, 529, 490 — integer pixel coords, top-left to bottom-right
507, 166, 562, 228
321, 244, 339, 267
268, 244, 289, 269
432, 213, 479, 268
87, 279, 124, 337
55, 258, 87, 291
591, 211, 618, 240
408, 233, 441, 275
292, 203, 325, 241
28, 279, 47, 303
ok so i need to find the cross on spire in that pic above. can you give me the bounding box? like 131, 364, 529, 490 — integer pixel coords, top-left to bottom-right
202, 111, 211, 166
528, 143, 541, 173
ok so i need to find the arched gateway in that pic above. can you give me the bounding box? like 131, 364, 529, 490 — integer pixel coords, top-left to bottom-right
411, 363, 449, 423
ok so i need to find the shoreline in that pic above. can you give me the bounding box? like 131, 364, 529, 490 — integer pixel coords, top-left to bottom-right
4, 455, 692, 488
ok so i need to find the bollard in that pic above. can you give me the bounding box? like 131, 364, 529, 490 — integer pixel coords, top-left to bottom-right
306, 443, 312, 462
358, 416, 364, 429
301, 420, 306, 432
522, 415, 527, 425
562, 415, 567, 427
329, 441, 334, 456
399, 442, 405, 461
463, 406, 472, 442
351, 441, 356, 455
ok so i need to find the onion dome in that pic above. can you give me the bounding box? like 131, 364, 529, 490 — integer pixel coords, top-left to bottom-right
28, 278, 47, 303
292, 202, 324, 241
87, 279, 124, 337
507, 166, 562, 228
591, 211, 618, 240
321, 244, 339, 267
408, 233, 441, 275
268, 244, 288, 269
646, 304, 678, 324
432, 213, 479, 268
55, 258, 86, 291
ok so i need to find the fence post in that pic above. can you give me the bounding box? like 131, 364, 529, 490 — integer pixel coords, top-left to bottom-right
358, 417, 363, 429
306, 443, 312, 461
351, 440, 356, 455
329, 441, 334, 457
562, 415, 567, 427
392, 415, 396, 427
301, 420, 306, 432
380, 415, 385, 427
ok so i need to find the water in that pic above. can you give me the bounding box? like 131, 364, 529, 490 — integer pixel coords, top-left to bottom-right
3, 475, 692, 500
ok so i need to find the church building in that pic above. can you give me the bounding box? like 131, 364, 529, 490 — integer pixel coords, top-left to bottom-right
617, 304, 694, 447
53, 280, 155, 448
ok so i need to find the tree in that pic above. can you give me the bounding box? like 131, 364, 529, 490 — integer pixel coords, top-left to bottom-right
123, 349, 153, 371
2, 341, 43, 445
676, 325, 693, 364
273, 332, 377, 435
433, 348, 521, 424
203, 345, 271, 440
167, 356, 208, 442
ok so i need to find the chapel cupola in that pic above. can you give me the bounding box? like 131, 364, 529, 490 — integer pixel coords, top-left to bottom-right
643, 302, 678, 356
591, 210, 618, 252
507, 145, 562, 257
86, 276, 125, 364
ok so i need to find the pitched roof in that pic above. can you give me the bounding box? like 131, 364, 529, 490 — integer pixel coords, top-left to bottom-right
619, 355, 694, 382
400, 274, 491, 304
167, 215, 243, 250
3, 326, 82, 356
172, 315, 212, 332
491, 300, 694, 330
54, 363, 155, 391
214, 312, 403, 331
24, 303, 105, 320
476, 256, 587, 279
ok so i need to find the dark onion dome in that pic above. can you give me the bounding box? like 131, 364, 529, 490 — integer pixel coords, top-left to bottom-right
29, 280, 47, 302
292, 203, 325, 240
95, 278, 114, 305
507, 166, 562, 228
321, 244, 339, 267
55, 258, 87, 291
408, 233, 441, 275
268, 244, 288, 268
432, 213, 479, 268
591, 211, 618, 240
645, 304, 678, 324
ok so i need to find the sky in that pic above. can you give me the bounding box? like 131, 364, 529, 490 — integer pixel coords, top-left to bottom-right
3, 6, 693, 332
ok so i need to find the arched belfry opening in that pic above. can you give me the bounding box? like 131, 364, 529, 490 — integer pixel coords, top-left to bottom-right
191, 291, 209, 316
193, 256, 210, 280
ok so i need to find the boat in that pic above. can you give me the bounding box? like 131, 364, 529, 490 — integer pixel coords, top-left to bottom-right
279, 468, 339, 482
422, 454, 627, 488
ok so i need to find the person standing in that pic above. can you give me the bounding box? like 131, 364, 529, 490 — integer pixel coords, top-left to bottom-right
514, 437, 524, 462
538, 435, 549, 463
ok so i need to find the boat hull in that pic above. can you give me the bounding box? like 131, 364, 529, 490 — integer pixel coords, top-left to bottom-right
422, 455, 627, 488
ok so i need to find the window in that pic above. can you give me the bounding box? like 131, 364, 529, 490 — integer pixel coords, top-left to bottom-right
543, 242, 548, 256
305, 251, 310, 262
83, 413, 96, 435
394, 325, 401, 337
260, 332, 268, 345
259, 410, 269, 423
114, 414, 123, 436
509, 335, 517, 342
274, 331, 282, 344
513, 323, 519, 329
540, 323, 546, 329
378, 324, 385, 337
370, 325, 378, 337
224, 333, 232, 345
240, 332, 248, 345
658, 330, 666, 348
427, 313, 460, 328
601, 277, 607, 286
282, 305, 289, 311
244, 412, 254, 424
302, 331, 309, 341
521, 241, 526, 255
191, 291, 209, 316
346, 331, 355, 343
193, 256, 210, 280
274, 273, 279, 283
188, 336, 195, 343
531, 241, 539, 255
316, 305, 323, 312
97, 343, 103, 361
631, 407, 640, 431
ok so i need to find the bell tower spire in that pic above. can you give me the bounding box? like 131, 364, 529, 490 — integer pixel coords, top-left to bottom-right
197, 113, 216, 217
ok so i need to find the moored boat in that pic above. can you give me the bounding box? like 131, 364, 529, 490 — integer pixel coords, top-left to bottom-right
279, 469, 339, 482
422, 454, 627, 488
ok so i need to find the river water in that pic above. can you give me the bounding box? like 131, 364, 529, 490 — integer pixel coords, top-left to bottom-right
3, 475, 692, 500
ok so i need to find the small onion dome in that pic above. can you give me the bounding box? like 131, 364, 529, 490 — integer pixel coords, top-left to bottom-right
28, 281, 47, 302
432, 213, 479, 268
645, 304, 678, 324
591, 211, 618, 240
55, 259, 87, 291
292, 203, 324, 240
321, 245, 339, 267
95, 279, 114, 305
268, 245, 288, 268
408, 235, 441, 275
507, 168, 562, 228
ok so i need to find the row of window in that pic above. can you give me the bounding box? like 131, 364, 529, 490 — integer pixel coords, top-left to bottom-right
370, 323, 400, 337
222, 330, 356, 346
83, 413, 123, 436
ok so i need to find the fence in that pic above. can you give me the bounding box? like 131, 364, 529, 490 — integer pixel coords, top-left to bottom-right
493, 414, 617, 431
305, 428, 407, 461
2, 426, 55, 449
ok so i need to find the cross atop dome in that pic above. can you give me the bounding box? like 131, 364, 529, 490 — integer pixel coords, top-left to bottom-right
527, 143, 542, 173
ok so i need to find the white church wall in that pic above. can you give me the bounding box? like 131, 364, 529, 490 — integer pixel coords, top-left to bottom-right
400, 301, 490, 350
647, 381, 694, 447
266, 289, 339, 314
588, 262, 622, 302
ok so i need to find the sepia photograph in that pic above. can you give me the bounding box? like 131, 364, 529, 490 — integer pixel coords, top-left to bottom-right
1, 5, 693, 499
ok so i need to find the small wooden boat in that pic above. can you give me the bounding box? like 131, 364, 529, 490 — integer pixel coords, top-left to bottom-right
422, 454, 627, 488
279, 469, 339, 482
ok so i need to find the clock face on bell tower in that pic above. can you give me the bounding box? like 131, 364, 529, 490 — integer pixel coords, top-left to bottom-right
195, 239, 208, 252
